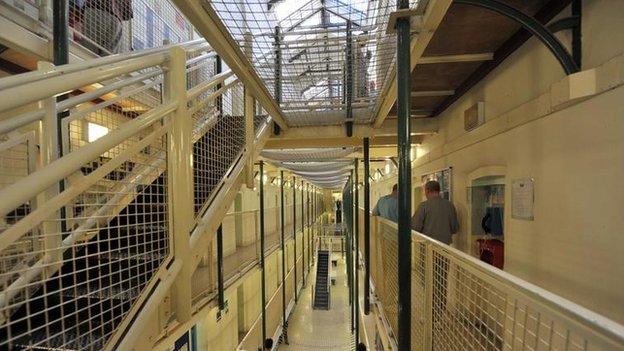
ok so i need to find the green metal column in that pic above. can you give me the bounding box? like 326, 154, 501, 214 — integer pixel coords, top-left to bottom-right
259, 162, 267, 345
301, 179, 305, 286
307, 183, 311, 269
53, 0, 69, 231
52, 0, 68, 66
293, 176, 297, 302
363, 138, 371, 314
217, 224, 224, 310
273, 26, 282, 135
396, 0, 413, 348
347, 172, 354, 332
354, 159, 359, 343
280, 171, 286, 336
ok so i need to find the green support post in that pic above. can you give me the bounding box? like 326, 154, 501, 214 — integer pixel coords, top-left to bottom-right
293, 176, 297, 302
259, 162, 267, 346
280, 171, 286, 338
354, 158, 359, 343
217, 224, 224, 310
363, 138, 371, 315
396, 0, 413, 348
301, 179, 305, 286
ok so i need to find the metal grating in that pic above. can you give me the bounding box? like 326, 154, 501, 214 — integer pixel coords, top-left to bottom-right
209, 0, 421, 126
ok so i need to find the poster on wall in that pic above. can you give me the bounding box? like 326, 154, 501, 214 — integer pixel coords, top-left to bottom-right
421, 167, 453, 201
512, 178, 534, 220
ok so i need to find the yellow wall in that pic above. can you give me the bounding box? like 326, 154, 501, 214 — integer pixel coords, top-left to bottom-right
195, 290, 239, 351
192, 177, 318, 350
369, 0, 624, 324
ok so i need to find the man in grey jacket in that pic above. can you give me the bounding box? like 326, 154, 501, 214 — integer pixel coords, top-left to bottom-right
411, 180, 459, 245
411, 180, 458, 311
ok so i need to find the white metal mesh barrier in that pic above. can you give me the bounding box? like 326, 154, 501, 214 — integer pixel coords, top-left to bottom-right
0, 50, 180, 349
207, 0, 423, 125
377, 219, 399, 336
365, 212, 624, 351
0, 36, 266, 349
72, 0, 195, 55
0, 132, 38, 282
192, 82, 246, 216
5, 0, 196, 56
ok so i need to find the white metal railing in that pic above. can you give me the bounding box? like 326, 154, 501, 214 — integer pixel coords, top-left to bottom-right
0, 39, 259, 350
1, 0, 196, 57
362, 210, 624, 351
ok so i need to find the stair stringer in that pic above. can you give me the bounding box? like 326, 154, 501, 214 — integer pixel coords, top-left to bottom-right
109, 118, 273, 351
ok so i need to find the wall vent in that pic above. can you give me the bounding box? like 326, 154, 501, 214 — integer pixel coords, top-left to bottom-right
464, 102, 485, 131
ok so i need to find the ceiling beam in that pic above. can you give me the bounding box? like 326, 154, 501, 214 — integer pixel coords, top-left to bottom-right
410, 90, 454, 97
263, 135, 424, 149
418, 53, 494, 64
371, 0, 453, 128
264, 118, 436, 148
170, 0, 289, 130
432, 0, 574, 116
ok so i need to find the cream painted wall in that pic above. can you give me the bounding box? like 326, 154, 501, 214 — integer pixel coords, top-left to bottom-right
369, 0, 624, 324
209, 178, 317, 349
195, 290, 239, 351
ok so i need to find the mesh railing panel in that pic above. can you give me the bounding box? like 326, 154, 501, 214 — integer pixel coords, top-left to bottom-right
6, 0, 196, 56
0, 136, 169, 350
0, 52, 178, 349
366, 212, 624, 351
69, 0, 194, 55
0, 133, 38, 284
192, 83, 246, 216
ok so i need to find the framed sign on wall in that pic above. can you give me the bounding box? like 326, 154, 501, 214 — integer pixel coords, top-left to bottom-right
512, 178, 535, 220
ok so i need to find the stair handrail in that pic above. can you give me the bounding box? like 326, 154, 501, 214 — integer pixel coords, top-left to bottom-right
0, 39, 209, 91
327, 234, 332, 310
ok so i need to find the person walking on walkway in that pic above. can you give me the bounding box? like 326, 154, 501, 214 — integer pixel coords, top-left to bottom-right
411, 180, 458, 245
372, 184, 398, 222
412, 180, 459, 312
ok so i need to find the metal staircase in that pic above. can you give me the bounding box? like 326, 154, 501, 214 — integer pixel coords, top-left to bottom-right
313, 250, 330, 310
0, 40, 272, 350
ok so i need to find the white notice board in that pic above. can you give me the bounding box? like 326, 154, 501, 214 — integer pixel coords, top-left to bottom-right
512, 178, 534, 220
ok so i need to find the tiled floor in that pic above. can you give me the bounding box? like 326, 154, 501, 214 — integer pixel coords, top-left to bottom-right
279, 252, 353, 351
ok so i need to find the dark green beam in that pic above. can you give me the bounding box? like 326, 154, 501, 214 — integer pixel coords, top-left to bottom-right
363, 138, 371, 314
396, 0, 413, 348
259, 161, 267, 345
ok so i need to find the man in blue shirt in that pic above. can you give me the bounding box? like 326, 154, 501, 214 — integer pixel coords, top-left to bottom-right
372, 184, 398, 222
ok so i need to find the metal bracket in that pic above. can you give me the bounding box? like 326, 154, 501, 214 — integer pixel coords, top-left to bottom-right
386, 9, 422, 34
548, 15, 580, 33
455, 0, 579, 74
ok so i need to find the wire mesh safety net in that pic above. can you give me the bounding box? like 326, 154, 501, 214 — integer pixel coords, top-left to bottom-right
210, 0, 420, 126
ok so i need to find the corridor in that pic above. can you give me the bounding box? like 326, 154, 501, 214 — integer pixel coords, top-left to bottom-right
0, 0, 623, 349
279, 252, 353, 351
